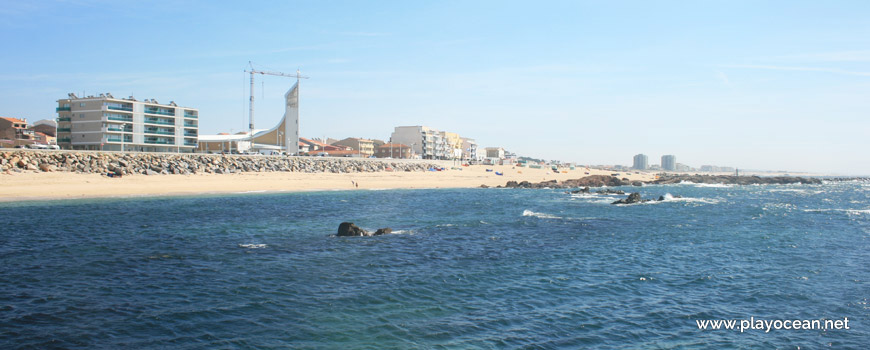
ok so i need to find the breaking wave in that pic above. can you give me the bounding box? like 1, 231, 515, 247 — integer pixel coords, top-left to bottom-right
239, 243, 267, 249
522, 210, 562, 219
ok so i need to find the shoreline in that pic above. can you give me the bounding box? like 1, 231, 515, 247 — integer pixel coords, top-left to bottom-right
0, 164, 657, 202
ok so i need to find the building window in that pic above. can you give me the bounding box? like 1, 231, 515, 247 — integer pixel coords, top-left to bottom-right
80, 102, 86, 107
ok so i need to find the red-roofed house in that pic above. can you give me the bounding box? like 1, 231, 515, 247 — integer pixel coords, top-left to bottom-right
0, 117, 36, 146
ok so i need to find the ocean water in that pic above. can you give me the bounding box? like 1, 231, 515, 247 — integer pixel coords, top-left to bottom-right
1, 181, 868, 348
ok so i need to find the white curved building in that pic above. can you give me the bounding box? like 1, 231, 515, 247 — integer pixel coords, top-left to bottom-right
198, 83, 299, 154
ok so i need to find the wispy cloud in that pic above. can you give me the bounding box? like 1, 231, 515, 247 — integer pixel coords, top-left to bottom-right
773, 50, 870, 62
721, 64, 870, 77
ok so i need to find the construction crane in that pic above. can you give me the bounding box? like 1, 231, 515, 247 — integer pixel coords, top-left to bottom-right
244, 61, 309, 146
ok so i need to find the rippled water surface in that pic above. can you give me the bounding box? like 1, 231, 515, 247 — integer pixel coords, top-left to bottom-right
2, 182, 868, 348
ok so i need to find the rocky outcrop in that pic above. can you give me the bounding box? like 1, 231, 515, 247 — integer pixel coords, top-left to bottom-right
337, 222, 393, 237
652, 174, 822, 185
504, 175, 628, 189
612, 192, 647, 205
596, 189, 625, 195
0, 150, 438, 176
337, 222, 368, 236
499, 173, 829, 190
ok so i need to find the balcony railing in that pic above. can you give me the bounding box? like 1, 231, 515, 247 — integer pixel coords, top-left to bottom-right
144, 129, 174, 135
107, 116, 133, 122
184, 141, 197, 146
106, 127, 132, 132
145, 139, 174, 145
183, 123, 197, 127
58, 138, 71, 143
57, 117, 71, 122
183, 132, 197, 137
56, 107, 71, 112
144, 118, 175, 126
144, 109, 175, 116
107, 105, 133, 112
183, 112, 198, 118
57, 128, 71, 132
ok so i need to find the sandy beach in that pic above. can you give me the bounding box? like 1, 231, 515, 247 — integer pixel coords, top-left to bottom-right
1, 163, 655, 201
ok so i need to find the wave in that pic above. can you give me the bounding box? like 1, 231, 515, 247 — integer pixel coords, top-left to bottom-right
691, 183, 733, 188
522, 210, 562, 219
642, 193, 721, 205
239, 243, 267, 249
803, 208, 870, 215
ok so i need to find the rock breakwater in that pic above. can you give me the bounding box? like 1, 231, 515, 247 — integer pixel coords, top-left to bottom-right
0, 150, 438, 175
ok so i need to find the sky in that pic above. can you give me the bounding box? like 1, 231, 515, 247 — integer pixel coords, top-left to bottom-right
1, 0, 869, 175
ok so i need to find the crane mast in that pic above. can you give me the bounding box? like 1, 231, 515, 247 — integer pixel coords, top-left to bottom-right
243, 61, 309, 149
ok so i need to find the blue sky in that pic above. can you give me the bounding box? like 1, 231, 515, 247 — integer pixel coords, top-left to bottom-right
2, 1, 869, 174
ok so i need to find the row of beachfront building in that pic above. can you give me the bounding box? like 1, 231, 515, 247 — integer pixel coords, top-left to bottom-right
2, 92, 511, 163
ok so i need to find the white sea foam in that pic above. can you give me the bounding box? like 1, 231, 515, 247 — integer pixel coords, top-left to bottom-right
804, 208, 870, 215
691, 183, 733, 188
643, 193, 721, 205
522, 210, 562, 219
239, 244, 267, 249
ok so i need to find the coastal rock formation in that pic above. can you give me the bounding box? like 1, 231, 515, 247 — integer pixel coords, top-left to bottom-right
652, 174, 822, 185
612, 192, 647, 205
504, 175, 628, 189
374, 228, 392, 235
337, 222, 368, 236
337, 222, 393, 237
499, 173, 829, 190
596, 189, 625, 195
0, 150, 439, 176
566, 187, 591, 194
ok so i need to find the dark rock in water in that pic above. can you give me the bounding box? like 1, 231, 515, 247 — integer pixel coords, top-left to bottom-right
652, 174, 822, 185
632, 181, 643, 187
337, 222, 368, 237
596, 189, 625, 195
374, 228, 392, 235
658, 195, 665, 201
479, 184, 489, 188
612, 192, 646, 205
567, 186, 590, 194
503, 175, 628, 189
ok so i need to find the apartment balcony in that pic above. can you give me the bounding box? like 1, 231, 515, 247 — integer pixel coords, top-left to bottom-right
144, 139, 174, 145
183, 112, 198, 119
144, 118, 175, 126
106, 137, 132, 143
56, 107, 71, 112
106, 127, 132, 133
183, 132, 197, 137
58, 138, 71, 143
106, 116, 133, 122
107, 105, 133, 112
183, 139, 197, 146
57, 128, 71, 133
144, 129, 175, 136
57, 117, 71, 122
183, 122, 197, 128
144, 108, 175, 116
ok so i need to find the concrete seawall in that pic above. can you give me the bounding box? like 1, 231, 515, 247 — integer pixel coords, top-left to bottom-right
0, 149, 442, 175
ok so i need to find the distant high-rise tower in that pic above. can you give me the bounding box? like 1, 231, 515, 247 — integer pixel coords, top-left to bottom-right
633, 154, 648, 170
662, 155, 676, 171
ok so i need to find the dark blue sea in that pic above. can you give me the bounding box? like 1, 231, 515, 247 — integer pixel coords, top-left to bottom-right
2, 181, 868, 349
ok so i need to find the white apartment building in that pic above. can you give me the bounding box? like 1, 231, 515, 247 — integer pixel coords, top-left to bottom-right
56, 93, 198, 152
390, 126, 448, 160
460, 137, 479, 162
